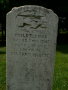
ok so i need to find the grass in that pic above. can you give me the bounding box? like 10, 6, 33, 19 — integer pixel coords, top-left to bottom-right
53, 44, 68, 90
0, 45, 68, 90
0, 47, 6, 90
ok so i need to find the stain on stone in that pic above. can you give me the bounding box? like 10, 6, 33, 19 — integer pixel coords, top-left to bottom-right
47, 78, 51, 90
31, 24, 42, 29
18, 23, 31, 28
7, 84, 10, 90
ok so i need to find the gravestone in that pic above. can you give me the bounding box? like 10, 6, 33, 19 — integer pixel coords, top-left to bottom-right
6, 5, 58, 90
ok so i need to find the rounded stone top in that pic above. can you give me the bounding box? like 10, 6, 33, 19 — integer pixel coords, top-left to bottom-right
7, 5, 58, 24
7, 5, 58, 16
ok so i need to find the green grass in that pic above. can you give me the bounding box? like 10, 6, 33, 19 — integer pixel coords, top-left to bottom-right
53, 44, 68, 90
0, 47, 6, 90
0, 45, 68, 90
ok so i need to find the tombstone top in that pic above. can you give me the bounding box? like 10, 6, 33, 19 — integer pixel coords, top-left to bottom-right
7, 5, 58, 22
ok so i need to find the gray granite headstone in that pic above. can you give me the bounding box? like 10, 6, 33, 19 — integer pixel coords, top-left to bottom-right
6, 5, 58, 90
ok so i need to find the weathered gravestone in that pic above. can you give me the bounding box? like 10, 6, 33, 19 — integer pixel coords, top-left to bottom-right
6, 5, 58, 90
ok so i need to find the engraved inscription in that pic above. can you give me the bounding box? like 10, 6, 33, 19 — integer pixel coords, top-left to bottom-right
10, 12, 50, 58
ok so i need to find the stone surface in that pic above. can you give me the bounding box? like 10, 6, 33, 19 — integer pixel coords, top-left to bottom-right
6, 5, 58, 90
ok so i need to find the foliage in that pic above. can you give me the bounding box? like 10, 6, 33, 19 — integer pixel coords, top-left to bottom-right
0, 0, 9, 8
